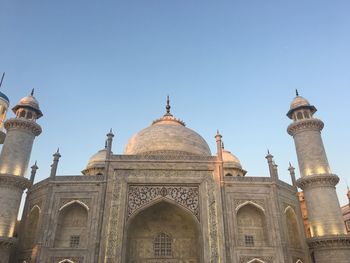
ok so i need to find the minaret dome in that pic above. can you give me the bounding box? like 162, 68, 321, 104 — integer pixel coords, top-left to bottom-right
12, 89, 43, 121
287, 91, 317, 121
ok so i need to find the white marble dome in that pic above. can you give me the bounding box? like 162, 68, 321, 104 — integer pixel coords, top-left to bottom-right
124, 118, 211, 156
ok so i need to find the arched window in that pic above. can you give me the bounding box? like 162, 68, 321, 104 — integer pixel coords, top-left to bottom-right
237, 204, 268, 247
54, 202, 88, 248
285, 206, 302, 248
19, 110, 26, 118
225, 173, 233, 177
26, 111, 33, 119
297, 112, 303, 120
303, 111, 310, 119
154, 232, 172, 257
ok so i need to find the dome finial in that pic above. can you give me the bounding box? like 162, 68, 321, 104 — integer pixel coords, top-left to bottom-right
295, 89, 299, 96
31, 88, 34, 96
0, 72, 5, 89
166, 95, 171, 114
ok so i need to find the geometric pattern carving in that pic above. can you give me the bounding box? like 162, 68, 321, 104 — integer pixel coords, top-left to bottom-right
127, 185, 199, 220
239, 256, 273, 263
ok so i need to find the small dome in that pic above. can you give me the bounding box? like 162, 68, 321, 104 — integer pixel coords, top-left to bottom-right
222, 149, 242, 168
87, 148, 110, 166
289, 96, 310, 111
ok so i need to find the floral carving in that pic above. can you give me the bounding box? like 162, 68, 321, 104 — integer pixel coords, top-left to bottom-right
127, 185, 200, 220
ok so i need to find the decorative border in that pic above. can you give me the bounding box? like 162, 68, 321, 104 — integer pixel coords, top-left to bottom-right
307, 235, 350, 249
296, 174, 339, 190
127, 185, 200, 220
0, 175, 31, 190
5, 118, 42, 136
287, 119, 324, 136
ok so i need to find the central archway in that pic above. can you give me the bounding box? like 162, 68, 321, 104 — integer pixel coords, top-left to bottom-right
125, 200, 202, 263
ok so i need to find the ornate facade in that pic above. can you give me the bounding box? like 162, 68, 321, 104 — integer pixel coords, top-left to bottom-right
0, 91, 349, 263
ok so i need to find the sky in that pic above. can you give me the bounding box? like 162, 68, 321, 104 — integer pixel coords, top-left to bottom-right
1, 0, 350, 206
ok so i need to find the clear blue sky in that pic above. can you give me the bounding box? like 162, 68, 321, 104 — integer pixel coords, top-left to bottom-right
1, 0, 350, 205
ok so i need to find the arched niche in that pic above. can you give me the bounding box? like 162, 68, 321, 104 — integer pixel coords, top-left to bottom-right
23, 205, 40, 249
54, 202, 88, 248
125, 200, 202, 263
237, 203, 269, 247
284, 206, 302, 248
247, 259, 266, 263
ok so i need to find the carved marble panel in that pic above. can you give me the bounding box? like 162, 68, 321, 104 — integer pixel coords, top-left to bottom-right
127, 185, 200, 220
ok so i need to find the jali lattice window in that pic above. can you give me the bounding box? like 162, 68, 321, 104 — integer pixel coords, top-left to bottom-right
245, 235, 254, 246
154, 233, 172, 257
70, 235, 80, 248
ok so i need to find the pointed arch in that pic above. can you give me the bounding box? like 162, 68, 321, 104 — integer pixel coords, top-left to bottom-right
236, 201, 265, 214
23, 205, 40, 248
30, 204, 41, 213
54, 201, 88, 248
247, 258, 266, 263
58, 260, 75, 263
284, 205, 302, 248
125, 200, 201, 262
296, 259, 304, 263
236, 203, 269, 247
59, 199, 89, 212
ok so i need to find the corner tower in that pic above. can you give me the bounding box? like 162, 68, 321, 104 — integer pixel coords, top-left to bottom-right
0, 90, 42, 263
287, 91, 350, 263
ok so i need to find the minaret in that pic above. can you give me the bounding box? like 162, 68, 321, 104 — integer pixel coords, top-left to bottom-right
0, 90, 42, 262
287, 91, 350, 263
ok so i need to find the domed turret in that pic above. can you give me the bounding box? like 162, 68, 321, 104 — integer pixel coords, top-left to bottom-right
82, 147, 112, 176
12, 89, 43, 120
221, 143, 246, 177
287, 90, 316, 121
124, 97, 211, 156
